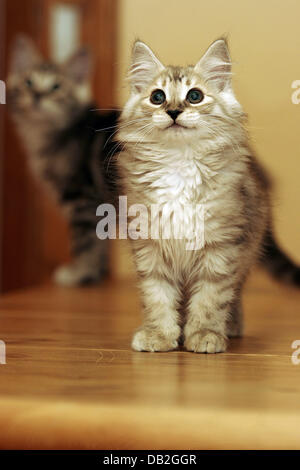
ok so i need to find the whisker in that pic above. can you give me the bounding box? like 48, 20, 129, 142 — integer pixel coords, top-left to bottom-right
90, 108, 121, 112
103, 118, 151, 150
96, 117, 149, 133
95, 124, 119, 132
105, 122, 154, 171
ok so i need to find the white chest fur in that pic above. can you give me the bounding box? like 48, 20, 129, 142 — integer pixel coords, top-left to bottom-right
145, 148, 217, 205
132, 147, 220, 245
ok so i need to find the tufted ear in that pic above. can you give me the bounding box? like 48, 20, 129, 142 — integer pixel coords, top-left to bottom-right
195, 39, 232, 92
63, 47, 92, 83
10, 34, 41, 74
129, 40, 164, 93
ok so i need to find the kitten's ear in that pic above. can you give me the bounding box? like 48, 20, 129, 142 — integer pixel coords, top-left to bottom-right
64, 47, 92, 83
129, 41, 164, 93
195, 39, 232, 92
9, 34, 41, 74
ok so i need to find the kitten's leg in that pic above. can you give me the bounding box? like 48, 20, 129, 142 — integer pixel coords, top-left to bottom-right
226, 295, 244, 338
184, 237, 247, 353
54, 207, 108, 286
132, 276, 181, 352
54, 239, 108, 287
184, 279, 234, 353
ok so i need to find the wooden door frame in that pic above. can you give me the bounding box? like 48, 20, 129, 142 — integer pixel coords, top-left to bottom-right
0, 0, 5, 292
0, 0, 118, 292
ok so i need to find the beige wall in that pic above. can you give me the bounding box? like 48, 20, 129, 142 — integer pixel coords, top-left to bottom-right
117, 0, 300, 261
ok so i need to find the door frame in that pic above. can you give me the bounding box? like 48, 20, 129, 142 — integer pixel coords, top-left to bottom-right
0, 0, 118, 292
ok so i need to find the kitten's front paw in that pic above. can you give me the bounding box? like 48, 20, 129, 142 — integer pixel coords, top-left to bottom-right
184, 329, 227, 353
132, 328, 179, 352
53, 264, 103, 287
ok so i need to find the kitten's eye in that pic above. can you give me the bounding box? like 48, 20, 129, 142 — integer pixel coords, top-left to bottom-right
150, 89, 166, 105
25, 78, 33, 88
52, 83, 60, 91
186, 88, 204, 104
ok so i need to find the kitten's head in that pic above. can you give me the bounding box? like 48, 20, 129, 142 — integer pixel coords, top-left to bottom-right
120, 39, 244, 145
7, 35, 92, 127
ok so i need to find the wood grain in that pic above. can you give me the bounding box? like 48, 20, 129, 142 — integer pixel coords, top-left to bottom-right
0, 270, 300, 449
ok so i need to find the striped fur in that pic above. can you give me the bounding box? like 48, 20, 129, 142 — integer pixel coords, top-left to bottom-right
116, 39, 298, 353
7, 35, 119, 286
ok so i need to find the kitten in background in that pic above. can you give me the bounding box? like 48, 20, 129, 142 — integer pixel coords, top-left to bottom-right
117, 39, 300, 353
7, 35, 119, 286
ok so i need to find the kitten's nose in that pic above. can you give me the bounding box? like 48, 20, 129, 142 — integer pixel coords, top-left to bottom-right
167, 109, 182, 121
33, 91, 42, 103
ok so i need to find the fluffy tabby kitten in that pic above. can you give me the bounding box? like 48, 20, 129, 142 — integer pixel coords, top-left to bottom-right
7, 35, 119, 286
117, 39, 300, 353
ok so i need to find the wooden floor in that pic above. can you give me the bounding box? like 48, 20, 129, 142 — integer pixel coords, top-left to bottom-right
0, 270, 300, 449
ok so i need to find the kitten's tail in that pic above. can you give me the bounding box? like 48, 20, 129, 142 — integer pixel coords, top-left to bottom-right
260, 229, 300, 286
